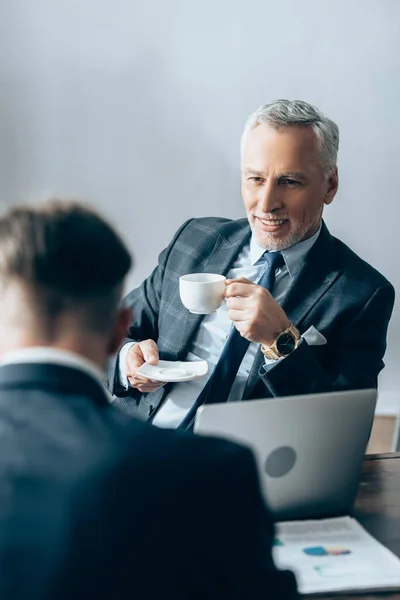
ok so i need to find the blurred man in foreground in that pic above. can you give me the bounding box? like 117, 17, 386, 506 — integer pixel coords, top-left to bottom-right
0, 199, 297, 599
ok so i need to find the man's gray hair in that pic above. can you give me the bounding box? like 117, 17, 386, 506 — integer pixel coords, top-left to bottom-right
241, 99, 339, 176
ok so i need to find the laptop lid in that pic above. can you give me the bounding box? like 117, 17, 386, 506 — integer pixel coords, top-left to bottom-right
194, 389, 377, 521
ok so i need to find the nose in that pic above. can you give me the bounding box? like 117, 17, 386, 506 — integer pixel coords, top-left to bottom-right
258, 179, 283, 214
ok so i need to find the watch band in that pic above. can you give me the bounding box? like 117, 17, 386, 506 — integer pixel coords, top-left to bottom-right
261, 323, 300, 360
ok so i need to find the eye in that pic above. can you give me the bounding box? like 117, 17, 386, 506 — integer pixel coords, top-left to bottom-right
280, 178, 302, 187
248, 177, 264, 184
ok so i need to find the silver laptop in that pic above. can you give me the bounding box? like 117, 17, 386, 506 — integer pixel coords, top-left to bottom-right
194, 389, 377, 521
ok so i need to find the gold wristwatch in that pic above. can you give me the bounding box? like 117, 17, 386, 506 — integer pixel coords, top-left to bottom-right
260, 323, 300, 360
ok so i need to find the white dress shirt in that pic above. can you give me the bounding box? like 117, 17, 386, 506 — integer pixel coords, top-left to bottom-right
120, 227, 321, 428
0, 346, 112, 401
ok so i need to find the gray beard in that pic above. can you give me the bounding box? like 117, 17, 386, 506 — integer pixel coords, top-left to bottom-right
250, 223, 307, 251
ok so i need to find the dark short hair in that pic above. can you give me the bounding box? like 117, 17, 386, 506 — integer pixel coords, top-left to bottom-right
0, 199, 132, 335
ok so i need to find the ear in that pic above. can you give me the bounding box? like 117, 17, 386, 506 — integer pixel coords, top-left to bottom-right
324, 167, 339, 206
107, 307, 132, 356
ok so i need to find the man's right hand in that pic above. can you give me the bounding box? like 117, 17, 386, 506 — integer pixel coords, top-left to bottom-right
125, 339, 166, 393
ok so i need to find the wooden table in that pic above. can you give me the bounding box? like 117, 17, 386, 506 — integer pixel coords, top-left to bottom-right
314, 453, 400, 599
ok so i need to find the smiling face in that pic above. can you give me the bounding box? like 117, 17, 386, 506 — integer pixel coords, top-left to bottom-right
241, 123, 338, 250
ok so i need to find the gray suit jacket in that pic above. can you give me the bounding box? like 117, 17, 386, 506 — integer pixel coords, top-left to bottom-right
108, 217, 395, 422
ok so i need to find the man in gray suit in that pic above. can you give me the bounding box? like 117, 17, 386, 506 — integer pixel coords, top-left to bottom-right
109, 99, 394, 429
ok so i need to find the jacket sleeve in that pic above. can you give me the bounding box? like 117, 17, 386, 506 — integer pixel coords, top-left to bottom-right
189, 442, 299, 599
259, 283, 395, 397
106, 219, 194, 396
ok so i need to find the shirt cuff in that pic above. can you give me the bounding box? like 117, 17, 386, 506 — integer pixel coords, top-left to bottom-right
118, 341, 136, 390
263, 355, 284, 367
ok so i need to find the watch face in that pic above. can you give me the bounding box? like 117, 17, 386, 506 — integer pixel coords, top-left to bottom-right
276, 332, 296, 356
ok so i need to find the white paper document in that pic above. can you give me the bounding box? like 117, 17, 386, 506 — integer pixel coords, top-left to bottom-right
273, 516, 400, 595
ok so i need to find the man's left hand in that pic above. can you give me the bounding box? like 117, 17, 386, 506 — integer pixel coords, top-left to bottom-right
225, 277, 290, 346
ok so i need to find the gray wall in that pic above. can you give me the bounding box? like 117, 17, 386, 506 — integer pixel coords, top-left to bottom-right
0, 0, 399, 410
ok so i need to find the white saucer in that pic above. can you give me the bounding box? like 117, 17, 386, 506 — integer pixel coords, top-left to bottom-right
136, 360, 208, 383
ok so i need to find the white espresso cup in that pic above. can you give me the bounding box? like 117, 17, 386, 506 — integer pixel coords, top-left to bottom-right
179, 273, 226, 314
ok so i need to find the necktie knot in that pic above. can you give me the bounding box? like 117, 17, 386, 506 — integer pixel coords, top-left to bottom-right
257, 251, 284, 293
263, 251, 284, 271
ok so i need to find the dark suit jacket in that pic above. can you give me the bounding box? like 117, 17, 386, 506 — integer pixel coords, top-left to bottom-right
0, 361, 297, 599
108, 217, 395, 421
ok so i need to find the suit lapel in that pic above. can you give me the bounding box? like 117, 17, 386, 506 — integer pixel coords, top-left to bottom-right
243, 223, 341, 398
172, 220, 252, 360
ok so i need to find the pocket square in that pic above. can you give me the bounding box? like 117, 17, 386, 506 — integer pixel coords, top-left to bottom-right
302, 325, 327, 346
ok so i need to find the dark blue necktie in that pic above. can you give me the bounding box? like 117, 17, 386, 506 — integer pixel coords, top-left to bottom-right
180, 251, 285, 429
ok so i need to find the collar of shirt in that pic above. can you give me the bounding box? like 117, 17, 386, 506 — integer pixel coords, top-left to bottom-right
0, 346, 108, 396
249, 223, 322, 278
